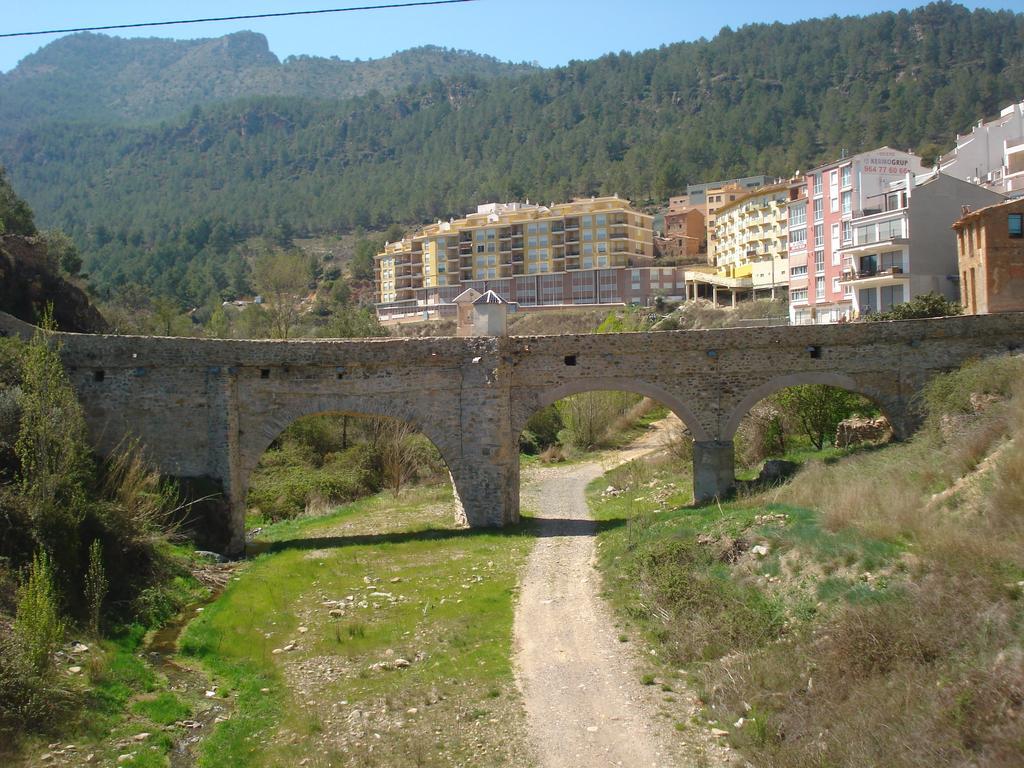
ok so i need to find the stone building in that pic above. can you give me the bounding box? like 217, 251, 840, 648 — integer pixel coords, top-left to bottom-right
954, 197, 1024, 314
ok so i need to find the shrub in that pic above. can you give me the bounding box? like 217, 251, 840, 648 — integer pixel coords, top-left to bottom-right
13, 550, 64, 675
558, 391, 639, 448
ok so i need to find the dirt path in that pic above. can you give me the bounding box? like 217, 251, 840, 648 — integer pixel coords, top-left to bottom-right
513, 418, 713, 768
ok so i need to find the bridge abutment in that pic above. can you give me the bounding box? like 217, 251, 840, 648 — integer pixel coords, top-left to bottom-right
692, 440, 736, 504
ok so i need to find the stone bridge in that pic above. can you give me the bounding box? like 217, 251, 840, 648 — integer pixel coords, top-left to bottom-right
3, 311, 1023, 555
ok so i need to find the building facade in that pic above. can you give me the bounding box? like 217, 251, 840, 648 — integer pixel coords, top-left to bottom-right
375, 197, 655, 320
939, 100, 1024, 196
708, 181, 790, 299
838, 172, 1003, 316
954, 197, 1024, 314
787, 147, 928, 324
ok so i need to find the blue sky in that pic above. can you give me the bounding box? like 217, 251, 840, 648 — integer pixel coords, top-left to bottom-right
2, 0, 1022, 73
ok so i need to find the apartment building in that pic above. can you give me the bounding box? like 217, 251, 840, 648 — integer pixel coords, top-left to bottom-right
837, 171, 1003, 316
954, 197, 1024, 314
707, 181, 790, 299
787, 147, 927, 324
375, 196, 655, 320
939, 99, 1024, 195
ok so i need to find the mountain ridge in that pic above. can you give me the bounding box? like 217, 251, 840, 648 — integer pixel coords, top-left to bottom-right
2, 3, 1023, 305
0, 31, 538, 130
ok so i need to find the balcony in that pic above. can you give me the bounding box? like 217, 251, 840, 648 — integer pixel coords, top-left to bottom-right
839, 264, 909, 287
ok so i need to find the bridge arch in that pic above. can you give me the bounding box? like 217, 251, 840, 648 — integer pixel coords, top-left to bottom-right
511, 377, 710, 443
722, 371, 896, 442
234, 395, 468, 541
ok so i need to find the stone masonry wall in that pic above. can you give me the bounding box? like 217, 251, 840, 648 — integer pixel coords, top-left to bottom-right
4, 311, 1024, 554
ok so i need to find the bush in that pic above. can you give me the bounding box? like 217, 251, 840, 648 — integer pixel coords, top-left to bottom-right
558, 391, 639, 449
520, 405, 563, 454
867, 291, 962, 321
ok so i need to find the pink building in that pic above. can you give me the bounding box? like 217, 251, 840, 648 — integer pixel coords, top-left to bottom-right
787, 147, 927, 324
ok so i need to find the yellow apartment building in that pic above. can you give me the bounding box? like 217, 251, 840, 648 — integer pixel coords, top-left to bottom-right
681, 182, 791, 305
375, 196, 655, 315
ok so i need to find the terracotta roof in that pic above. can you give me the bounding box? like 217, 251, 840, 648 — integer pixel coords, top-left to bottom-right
952, 197, 1024, 228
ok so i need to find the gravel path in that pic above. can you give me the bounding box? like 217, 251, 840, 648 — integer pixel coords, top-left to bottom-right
513, 422, 707, 768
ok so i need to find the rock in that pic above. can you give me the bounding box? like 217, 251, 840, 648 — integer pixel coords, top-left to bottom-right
329, 609, 344, 617
70, 642, 89, 653
751, 544, 770, 558
297, 626, 309, 634
260, 688, 270, 694
194, 550, 228, 563
711, 728, 730, 737
283, 642, 297, 651
68, 666, 82, 674
132, 733, 150, 742
205, 690, 218, 698
734, 717, 746, 728
271, 648, 284, 655
390, 577, 402, 583
586, 725, 599, 732
407, 707, 418, 715
84, 755, 95, 763
835, 416, 891, 448
755, 459, 799, 485
394, 658, 411, 668
116, 754, 135, 764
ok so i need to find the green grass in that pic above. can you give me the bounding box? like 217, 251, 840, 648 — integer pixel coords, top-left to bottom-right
180, 483, 536, 767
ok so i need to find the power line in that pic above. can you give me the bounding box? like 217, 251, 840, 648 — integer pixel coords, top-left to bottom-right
0, 0, 479, 40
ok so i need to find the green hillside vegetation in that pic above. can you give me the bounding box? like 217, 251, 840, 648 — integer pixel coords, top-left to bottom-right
0, 32, 536, 131
3, 3, 1023, 304
590, 353, 1024, 767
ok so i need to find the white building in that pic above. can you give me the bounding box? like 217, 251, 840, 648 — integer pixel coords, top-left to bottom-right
837, 171, 1003, 316
939, 100, 1024, 196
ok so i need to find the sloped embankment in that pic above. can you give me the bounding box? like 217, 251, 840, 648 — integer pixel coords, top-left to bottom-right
589, 353, 1024, 768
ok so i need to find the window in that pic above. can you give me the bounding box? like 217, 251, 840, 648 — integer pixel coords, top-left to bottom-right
832, 277, 840, 293
842, 220, 853, 244
814, 224, 824, 247
790, 203, 807, 227
790, 228, 807, 248
814, 249, 825, 273
880, 284, 905, 312
791, 264, 808, 277
831, 223, 840, 249
812, 175, 823, 196
582, 215, 592, 227
1010, 213, 1023, 238
841, 164, 852, 188
791, 288, 808, 302
841, 190, 852, 214
583, 230, 593, 241
596, 214, 606, 226
816, 275, 826, 297
813, 198, 824, 222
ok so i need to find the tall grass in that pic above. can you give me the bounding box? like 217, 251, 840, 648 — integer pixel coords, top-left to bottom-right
699, 353, 1024, 767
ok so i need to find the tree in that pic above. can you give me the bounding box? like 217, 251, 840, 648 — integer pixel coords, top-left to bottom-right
772, 385, 867, 450
252, 249, 313, 339
0, 166, 36, 236
41, 230, 82, 276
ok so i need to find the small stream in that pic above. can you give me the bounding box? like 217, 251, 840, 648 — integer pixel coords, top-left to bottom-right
143, 588, 230, 768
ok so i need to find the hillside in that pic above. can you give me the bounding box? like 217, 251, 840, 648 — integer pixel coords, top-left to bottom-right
0, 31, 536, 131
2, 3, 1024, 304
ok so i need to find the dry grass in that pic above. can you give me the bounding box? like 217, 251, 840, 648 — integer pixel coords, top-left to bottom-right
697, 355, 1024, 768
